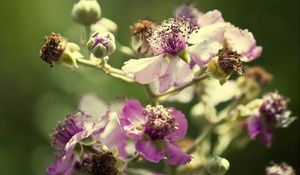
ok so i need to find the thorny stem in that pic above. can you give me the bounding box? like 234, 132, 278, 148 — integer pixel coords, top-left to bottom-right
76, 58, 134, 82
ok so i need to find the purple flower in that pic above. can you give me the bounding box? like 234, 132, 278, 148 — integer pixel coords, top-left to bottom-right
118, 99, 191, 165
266, 162, 296, 175
246, 92, 296, 147
47, 94, 128, 175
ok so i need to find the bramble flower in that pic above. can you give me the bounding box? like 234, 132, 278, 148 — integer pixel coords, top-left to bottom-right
47, 94, 128, 175
40, 33, 83, 68
266, 162, 296, 175
122, 16, 198, 93
246, 92, 296, 147
87, 31, 116, 58
130, 19, 157, 55
119, 99, 191, 165
175, 5, 224, 29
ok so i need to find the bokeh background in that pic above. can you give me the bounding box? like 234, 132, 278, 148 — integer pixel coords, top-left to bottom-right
0, 0, 299, 174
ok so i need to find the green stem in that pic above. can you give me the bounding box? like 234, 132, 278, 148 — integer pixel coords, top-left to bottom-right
76, 58, 134, 82
85, 25, 91, 41
144, 85, 159, 105
116, 41, 135, 58
126, 154, 141, 166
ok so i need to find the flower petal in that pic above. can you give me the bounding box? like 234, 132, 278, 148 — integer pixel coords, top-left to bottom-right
174, 57, 194, 87
136, 140, 164, 163
122, 54, 166, 84
188, 40, 222, 66
188, 22, 227, 44
198, 10, 224, 27
159, 57, 177, 93
102, 127, 128, 159
47, 155, 75, 175
164, 141, 191, 165
119, 99, 145, 140
247, 115, 262, 139
167, 108, 188, 140
78, 93, 108, 118
224, 27, 262, 61
259, 124, 273, 148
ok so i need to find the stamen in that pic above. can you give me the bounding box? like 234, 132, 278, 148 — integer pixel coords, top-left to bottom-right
144, 105, 178, 139
217, 48, 243, 75
89, 151, 118, 175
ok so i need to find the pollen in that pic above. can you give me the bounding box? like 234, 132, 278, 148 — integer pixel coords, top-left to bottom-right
143, 105, 178, 139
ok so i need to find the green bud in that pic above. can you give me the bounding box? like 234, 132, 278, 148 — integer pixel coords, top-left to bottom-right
207, 57, 230, 85
207, 156, 230, 175
71, 0, 101, 25
87, 31, 116, 58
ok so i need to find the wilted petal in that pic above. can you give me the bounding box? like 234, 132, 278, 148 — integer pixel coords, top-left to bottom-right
259, 125, 273, 148
122, 54, 166, 84
198, 10, 224, 27
247, 115, 262, 139
225, 27, 262, 61
136, 140, 164, 163
167, 108, 188, 140
164, 141, 191, 165
188, 40, 222, 66
119, 99, 146, 140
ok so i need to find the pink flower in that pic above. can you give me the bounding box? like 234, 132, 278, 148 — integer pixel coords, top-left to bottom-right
118, 99, 191, 165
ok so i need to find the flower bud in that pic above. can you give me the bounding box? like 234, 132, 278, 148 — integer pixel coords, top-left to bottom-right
40, 33, 82, 68
71, 0, 101, 25
208, 49, 243, 85
207, 156, 230, 175
130, 20, 156, 55
87, 31, 116, 58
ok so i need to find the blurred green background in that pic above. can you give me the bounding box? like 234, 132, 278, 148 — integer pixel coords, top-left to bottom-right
0, 0, 298, 174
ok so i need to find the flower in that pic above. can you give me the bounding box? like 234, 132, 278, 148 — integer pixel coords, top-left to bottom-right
118, 99, 191, 165
130, 19, 157, 55
246, 92, 296, 147
47, 94, 128, 175
87, 31, 116, 58
122, 16, 198, 93
265, 162, 296, 175
40, 33, 83, 68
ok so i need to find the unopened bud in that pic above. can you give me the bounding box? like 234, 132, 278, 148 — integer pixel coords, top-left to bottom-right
71, 0, 101, 25
87, 32, 116, 58
207, 156, 230, 175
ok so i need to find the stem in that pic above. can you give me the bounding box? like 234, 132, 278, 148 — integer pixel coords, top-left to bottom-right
144, 85, 158, 105
76, 58, 134, 83
85, 25, 91, 41
186, 119, 224, 154
126, 154, 141, 166
116, 41, 135, 58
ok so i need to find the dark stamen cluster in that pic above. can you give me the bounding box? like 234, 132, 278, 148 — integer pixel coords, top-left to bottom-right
89, 151, 118, 175
218, 48, 243, 75
40, 33, 67, 66
245, 66, 273, 88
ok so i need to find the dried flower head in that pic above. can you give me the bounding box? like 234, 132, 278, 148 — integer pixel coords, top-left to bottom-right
217, 48, 243, 76
131, 19, 156, 38
245, 66, 273, 88
40, 33, 67, 66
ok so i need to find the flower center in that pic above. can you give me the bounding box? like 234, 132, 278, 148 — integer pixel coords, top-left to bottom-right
143, 105, 178, 139
217, 48, 243, 75
148, 16, 198, 55
88, 151, 118, 175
